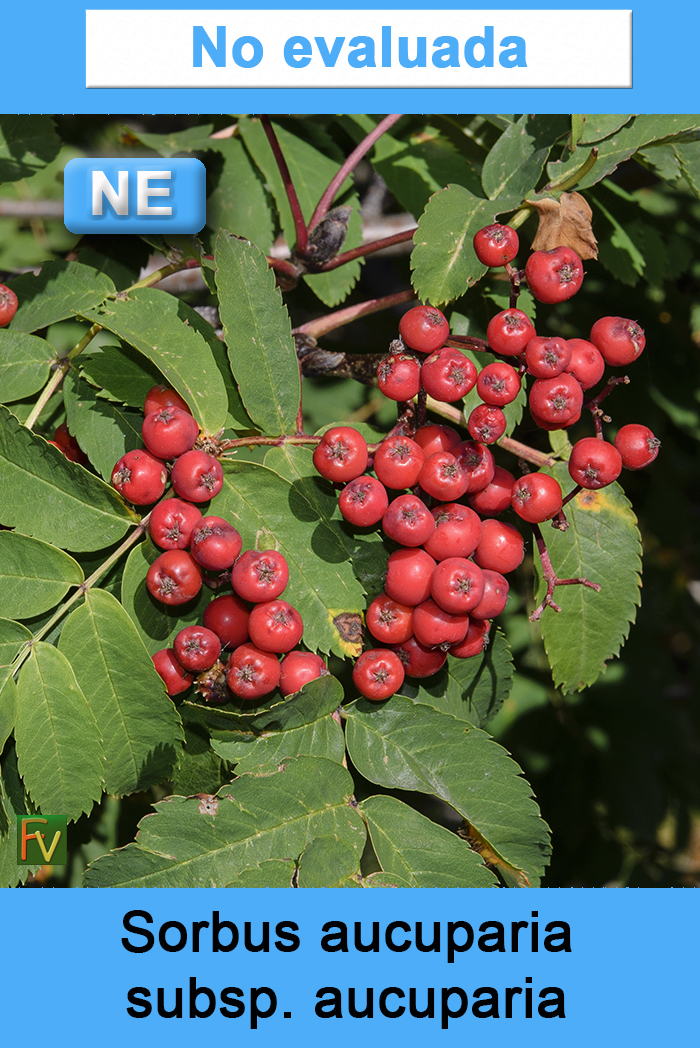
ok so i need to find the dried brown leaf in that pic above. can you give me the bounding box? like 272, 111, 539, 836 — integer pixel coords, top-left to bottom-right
528, 192, 598, 260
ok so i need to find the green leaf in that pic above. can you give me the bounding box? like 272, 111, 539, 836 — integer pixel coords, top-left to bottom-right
345, 696, 551, 886
0, 746, 40, 887
0, 116, 61, 183
171, 705, 227, 797
536, 463, 642, 693
239, 117, 363, 306
481, 115, 569, 201
577, 115, 635, 144
412, 185, 519, 306
0, 531, 84, 619
591, 188, 646, 286
0, 405, 137, 552
215, 232, 300, 435
8, 261, 115, 333
672, 140, 700, 200
210, 458, 366, 658
207, 137, 275, 249
63, 371, 143, 480
297, 836, 362, 887
125, 123, 215, 158
80, 344, 164, 409
362, 795, 497, 887
15, 642, 104, 821
637, 144, 682, 184
85, 756, 365, 887
0, 330, 54, 403
403, 630, 514, 729
58, 589, 184, 796
81, 287, 228, 434
226, 859, 295, 888
0, 678, 17, 756
120, 538, 213, 654
0, 618, 32, 693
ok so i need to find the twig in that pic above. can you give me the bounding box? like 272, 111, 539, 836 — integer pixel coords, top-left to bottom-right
294, 289, 416, 340
444, 334, 490, 353
313, 226, 416, 271
529, 521, 601, 621
260, 115, 308, 253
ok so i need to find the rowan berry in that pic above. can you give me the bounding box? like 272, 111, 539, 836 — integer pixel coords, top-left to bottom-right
385, 548, 436, 606
420, 348, 477, 402
313, 426, 368, 483
430, 557, 485, 614
614, 424, 661, 470
470, 570, 509, 620
487, 308, 536, 356
149, 498, 203, 551
525, 336, 572, 378
565, 338, 605, 390
511, 473, 563, 523
173, 625, 222, 673
474, 519, 525, 574
248, 599, 304, 653
0, 283, 18, 327
226, 643, 281, 700
423, 503, 482, 561
476, 361, 521, 406
526, 247, 584, 304
171, 449, 223, 502
232, 550, 289, 602
203, 593, 250, 649
152, 648, 194, 696
279, 651, 328, 696
373, 435, 425, 490
142, 407, 199, 460
473, 223, 519, 267
568, 438, 622, 489
146, 550, 203, 605
418, 452, 469, 501
377, 353, 422, 401
338, 476, 389, 526
382, 494, 435, 547
529, 373, 584, 427
398, 305, 449, 353
366, 593, 414, 645
190, 516, 243, 571
412, 599, 469, 647
392, 635, 447, 678
143, 385, 191, 416
467, 404, 507, 444
590, 316, 646, 366
466, 466, 516, 517
111, 449, 167, 505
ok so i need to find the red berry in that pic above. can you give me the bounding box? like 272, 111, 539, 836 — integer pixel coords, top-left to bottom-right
412, 599, 469, 647
413, 424, 461, 458
474, 519, 524, 574
382, 494, 435, 547
487, 308, 536, 356
279, 651, 328, 697
453, 441, 495, 493
614, 424, 661, 470
313, 426, 368, 483
152, 648, 194, 696
248, 599, 303, 654
398, 305, 449, 353
0, 283, 18, 327
171, 449, 223, 502
190, 516, 243, 571
377, 353, 422, 401
525, 247, 584, 304
568, 438, 622, 489
430, 557, 485, 614
525, 336, 572, 378
467, 404, 507, 444
470, 570, 509, 620
338, 476, 389, 526
590, 316, 645, 366
52, 423, 89, 465
353, 649, 405, 701
392, 635, 447, 678
373, 435, 425, 490
366, 592, 414, 645
231, 550, 289, 602
111, 449, 167, 505
173, 625, 222, 673
226, 643, 281, 700
385, 548, 436, 606
146, 550, 203, 605
148, 498, 203, 551
418, 452, 468, 501
473, 223, 519, 268
511, 473, 563, 523
449, 619, 491, 659
466, 466, 516, 517
143, 385, 191, 416
565, 338, 605, 390
423, 503, 482, 562
420, 348, 477, 402
476, 361, 521, 406
142, 407, 199, 460
203, 593, 250, 649
529, 373, 584, 427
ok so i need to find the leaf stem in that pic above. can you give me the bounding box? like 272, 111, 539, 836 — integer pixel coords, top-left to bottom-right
260, 115, 308, 253
530, 521, 601, 621
544, 147, 599, 193
294, 289, 416, 340
23, 361, 69, 431
219, 434, 321, 452
126, 260, 191, 292
308, 114, 403, 232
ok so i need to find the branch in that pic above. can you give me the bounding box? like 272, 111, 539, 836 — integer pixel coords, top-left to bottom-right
313, 226, 416, 271
260, 115, 308, 253
294, 289, 416, 340
529, 521, 601, 621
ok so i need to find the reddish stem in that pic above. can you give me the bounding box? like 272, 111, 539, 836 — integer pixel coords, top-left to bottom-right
530, 522, 601, 621
294, 289, 416, 340
308, 114, 403, 232
260, 115, 308, 254
219, 434, 320, 453
585, 374, 630, 412
266, 256, 301, 279
444, 334, 491, 353
313, 226, 417, 271
505, 263, 523, 309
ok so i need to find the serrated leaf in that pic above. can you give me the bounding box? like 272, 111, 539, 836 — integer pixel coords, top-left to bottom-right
239, 117, 362, 306
0, 116, 61, 183
0, 330, 54, 403
15, 642, 104, 821
0, 747, 40, 887
195, 672, 343, 733
207, 137, 275, 249
210, 459, 365, 657
592, 190, 645, 286
412, 185, 520, 306
120, 538, 213, 654
362, 795, 497, 887
536, 463, 642, 693
58, 589, 184, 796
0, 405, 137, 552
81, 288, 228, 434
481, 115, 569, 201
577, 115, 635, 144
403, 630, 514, 728
125, 123, 215, 158
215, 232, 300, 435
672, 140, 700, 200
637, 144, 682, 184
0, 531, 83, 619
345, 696, 551, 885
85, 756, 365, 887
8, 261, 115, 333
297, 836, 361, 887
225, 859, 295, 888
0, 678, 17, 756
171, 705, 226, 797
80, 344, 163, 409
64, 371, 143, 480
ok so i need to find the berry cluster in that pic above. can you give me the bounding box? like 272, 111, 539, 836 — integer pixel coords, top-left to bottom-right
109, 386, 327, 703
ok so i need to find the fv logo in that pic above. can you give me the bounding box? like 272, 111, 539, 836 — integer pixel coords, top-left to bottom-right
17, 816, 68, 865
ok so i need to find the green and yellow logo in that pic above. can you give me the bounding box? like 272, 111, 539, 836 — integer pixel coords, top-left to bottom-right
17, 816, 67, 865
